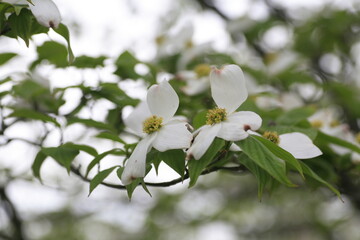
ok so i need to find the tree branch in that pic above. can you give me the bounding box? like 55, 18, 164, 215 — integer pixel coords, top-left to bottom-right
70, 164, 246, 189
196, 0, 229, 20
0, 232, 12, 240
0, 185, 26, 240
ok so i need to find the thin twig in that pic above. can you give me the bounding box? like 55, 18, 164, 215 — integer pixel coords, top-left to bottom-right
0, 186, 26, 240
0, 232, 12, 240
196, 0, 229, 20
70, 164, 246, 189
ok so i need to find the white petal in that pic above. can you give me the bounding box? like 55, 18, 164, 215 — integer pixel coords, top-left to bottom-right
210, 65, 248, 113
170, 21, 194, 50
121, 134, 156, 185
182, 77, 210, 96
152, 121, 193, 152
29, 0, 61, 28
351, 152, 360, 163
176, 42, 212, 70
147, 80, 179, 122
227, 111, 262, 131
187, 124, 221, 160
279, 132, 322, 159
177, 70, 196, 80
123, 101, 151, 136
217, 121, 248, 141
229, 143, 241, 152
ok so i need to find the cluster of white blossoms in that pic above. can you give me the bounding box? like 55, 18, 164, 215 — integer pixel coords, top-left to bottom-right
121, 64, 322, 185
309, 108, 360, 162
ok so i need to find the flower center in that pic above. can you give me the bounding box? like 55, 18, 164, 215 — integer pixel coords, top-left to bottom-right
356, 133, 360, 144
155, 35, 165, 46
143, 115, 163, 134
330, 120, 340, 127
263, 131, 280, 145
311, 120, 323, 128
185, 40, 193, 49
206, 108, 227, 125
194, 64, 211, 78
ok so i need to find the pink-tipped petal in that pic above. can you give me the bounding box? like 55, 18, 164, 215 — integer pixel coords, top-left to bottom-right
210, 65, 248, 113
227, 111, 262, 132
217, 121, 249, 141
29, 0, 61, 28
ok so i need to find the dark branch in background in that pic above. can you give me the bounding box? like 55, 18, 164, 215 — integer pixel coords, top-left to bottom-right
338, 171, 360, 210
0, 185, 26, 240
0, 232, 12, 240
70, 164, 246, 189
0, 23, 11, 36
263, 0, 291, 23
196, 0, 229, 20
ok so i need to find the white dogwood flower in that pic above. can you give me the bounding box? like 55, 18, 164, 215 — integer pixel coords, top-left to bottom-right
231, 131, 322, 159
263, 131, 322, 159
187, 64, 262, 160
29, 0, 61, 28
308, 108, 360, 161
178, 64, 211, 96
121, 81, 193, 185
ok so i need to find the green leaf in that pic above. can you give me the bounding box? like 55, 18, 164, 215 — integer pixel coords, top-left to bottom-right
238, 153, 271, 200
89, 166, 117, 196
64, 143, 98, 156
6, 8, 48, 46
317, 131, 360, 154
277, 106, 316, 125
72, 55, 107, 68
0, 77, 11, 85
95, 132, 126, 144
0, 53, 17, 65
32, 150, 47, 181
114, 51, 141, 79
53, 23, 75, 63
188, 138, 225, 188
105, 107, 124, 133
94, 83, 139, 106
0, 91, 10, 98
9, 108, 60, 126
236, 137, 295, 186
192, 110, 207, 129
86, 149, 125, 177
252, 135, 304, 178
159, 149, 186, 178
36, 41, 68, 67
41, 145, 80, 173
12, 79, 47, 99
67, 117, 115, 131
186, 53, 236, 69
300, 162, 342, 200
147, 149, 160, 175
141, 180, 152, 197
116, 167, 147, 200
0, 3, 14, 33
126, 178, 142, 200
